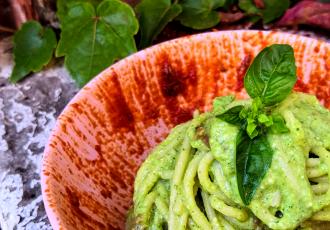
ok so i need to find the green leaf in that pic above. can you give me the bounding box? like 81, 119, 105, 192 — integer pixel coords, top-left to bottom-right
238, 0, 290, 23
236, 131, 274, 205
178, 0, 225, 29
258, 113, 273, 127
136, 0, 182, 48
56, 0, 139, 87
251, 97, 263, 117
217, 105, 244, 126
269, 114, 289, 134
10, 21, 57, 83
57, 0, 102, 21
244, 44, 297, 106
246, 121, 258, 139
247, 15, 261, 23
222, 0, 237, 10
239, 107, 249, 119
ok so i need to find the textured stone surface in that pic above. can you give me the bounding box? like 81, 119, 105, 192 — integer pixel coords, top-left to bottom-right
0, 36, 78, 230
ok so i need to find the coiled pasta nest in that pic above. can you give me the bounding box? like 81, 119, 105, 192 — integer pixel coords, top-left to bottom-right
128, 93, 330, 230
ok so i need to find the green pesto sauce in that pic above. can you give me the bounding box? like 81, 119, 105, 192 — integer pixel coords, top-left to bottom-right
131, 93, 330, 230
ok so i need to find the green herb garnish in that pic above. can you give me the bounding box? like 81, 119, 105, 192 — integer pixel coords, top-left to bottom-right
244, 44, 297, 106
217, 44, 297, 204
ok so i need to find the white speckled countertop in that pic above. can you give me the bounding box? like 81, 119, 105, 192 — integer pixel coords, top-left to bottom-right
0, 37, 78, 230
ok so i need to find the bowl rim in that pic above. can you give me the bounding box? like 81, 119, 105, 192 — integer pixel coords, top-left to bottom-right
40, 29, 328, 229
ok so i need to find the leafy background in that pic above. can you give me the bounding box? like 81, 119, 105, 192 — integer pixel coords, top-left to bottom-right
4, 0, 330, 87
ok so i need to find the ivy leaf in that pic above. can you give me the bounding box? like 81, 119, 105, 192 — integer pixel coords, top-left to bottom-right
222, 0, 237, 10
238, 0, 290, 23
56, 0, 139, 87
57, 0, 102, 21
10, 21, 57, 83
244, 44, 297, 106
135, 0, 182, 48
236, 130, 273, 205
178, 0, 225, 29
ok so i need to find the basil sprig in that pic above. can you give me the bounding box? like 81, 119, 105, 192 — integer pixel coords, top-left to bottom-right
217, 44, 297, 205
244, 44, 297, 106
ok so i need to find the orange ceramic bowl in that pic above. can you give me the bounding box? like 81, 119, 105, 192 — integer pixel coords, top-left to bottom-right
41, 30, 330, 230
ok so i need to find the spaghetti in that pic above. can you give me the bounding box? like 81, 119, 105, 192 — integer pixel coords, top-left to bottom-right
128, 93, 330, 230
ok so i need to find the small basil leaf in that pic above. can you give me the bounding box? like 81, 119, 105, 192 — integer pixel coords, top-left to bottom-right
258, 114, 269, 123
269, 114, 289, 134
252, 97, 263, 117
239, 107, 249, 119
258, 114, 273, 127
244, 44, 297, 106
246, 121, 258, 139
217, 105, 244, 125
213, 95, 235, 114
236, 131, 274, 205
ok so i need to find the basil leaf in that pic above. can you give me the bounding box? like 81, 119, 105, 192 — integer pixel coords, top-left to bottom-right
269, 114, 289, 134
244, 44, 297, 106
136, 0, 182, 48
236, 130, 273, 205
258, 114, 273, 127
251, 97, 263, 115
178, 0, 225, 29
217, 105, 244, 125
238, 0, 289, 23
56, 0, 139, 87
239, 107, 248, 119
246, 120, 258, 139
10, 21, 57, 83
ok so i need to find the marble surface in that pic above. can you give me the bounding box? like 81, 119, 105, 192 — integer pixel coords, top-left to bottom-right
0, 37, 78, 230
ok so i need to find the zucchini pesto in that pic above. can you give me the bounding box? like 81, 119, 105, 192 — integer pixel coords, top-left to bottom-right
127, 45, 330, 229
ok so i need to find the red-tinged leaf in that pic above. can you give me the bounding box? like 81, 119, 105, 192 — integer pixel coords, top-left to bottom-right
220, 11, 245, 23
253, 0, 265, 9
277, 0, 330, 30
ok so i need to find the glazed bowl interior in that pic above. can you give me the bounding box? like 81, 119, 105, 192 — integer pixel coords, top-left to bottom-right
41, 31, 330, 230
